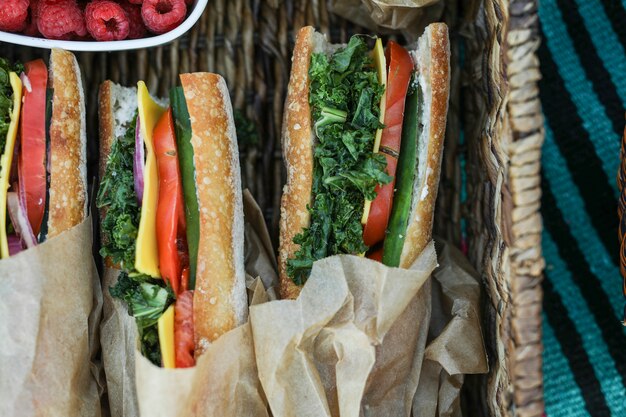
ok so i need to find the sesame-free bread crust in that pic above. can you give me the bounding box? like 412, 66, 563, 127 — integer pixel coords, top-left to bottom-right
400, 23, 450, 268
180, 73, 247, 355
98, 80, 115, 267
47, 49, 87, 238
98, 81, 114, 186
277, 26, 315, 300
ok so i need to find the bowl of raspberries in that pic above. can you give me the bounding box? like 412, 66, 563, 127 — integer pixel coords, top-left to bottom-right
0, 0, 207, 50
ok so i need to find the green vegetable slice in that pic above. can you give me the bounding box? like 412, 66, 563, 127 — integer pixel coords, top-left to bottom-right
38, 88, 54, 243
170, 86, 199, 290
98, 107, 175, 366
110, 272, 173, 365
382, 79, 421, 267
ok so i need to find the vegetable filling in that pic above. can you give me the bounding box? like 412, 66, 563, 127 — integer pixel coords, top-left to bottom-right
286, 36, 391, 284
97, 112, 174, 365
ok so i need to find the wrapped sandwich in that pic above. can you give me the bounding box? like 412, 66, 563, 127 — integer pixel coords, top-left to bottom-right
279, 24, 450, 298
0, 50, 99, 417
98, 73, 274, 417
98, 73, 246, 368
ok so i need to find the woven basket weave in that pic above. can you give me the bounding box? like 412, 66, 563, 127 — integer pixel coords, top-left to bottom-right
461, 0, 544, 416
1, 0, 545, 415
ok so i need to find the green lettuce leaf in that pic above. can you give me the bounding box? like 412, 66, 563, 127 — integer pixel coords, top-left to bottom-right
110, 272, 174, 365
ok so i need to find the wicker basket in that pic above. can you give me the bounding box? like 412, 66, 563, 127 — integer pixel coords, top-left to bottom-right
1, 0, 545, 415
461, 1, 545, 416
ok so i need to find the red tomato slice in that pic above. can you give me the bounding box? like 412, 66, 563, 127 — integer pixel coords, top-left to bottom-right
174, 290, 195, 368
154, 109, 186, 294
363, 41, 414, 247
367, 245, 384, 262
363, 154, 397, 246
19, 59, 48, 236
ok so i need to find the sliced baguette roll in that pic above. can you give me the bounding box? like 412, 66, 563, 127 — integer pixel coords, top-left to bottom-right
47, 49, 87, 237
278, 26, 317, 301
278, 24, 450, 298
98, 75, 247, 354
179, 73, 247, 354
278, 27, 341, 300
400, 23, 450, 268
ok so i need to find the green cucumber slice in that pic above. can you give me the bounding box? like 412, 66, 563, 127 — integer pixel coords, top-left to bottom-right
382, 82, 421, 267
170, 87, 199, 289
38, 87, 53, 243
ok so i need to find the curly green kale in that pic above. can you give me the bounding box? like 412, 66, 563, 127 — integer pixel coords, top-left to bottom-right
110, 272, 174, 365
0, 58, 23, 153
286, 36, 391, 284
97, 114, 141, 270
98, 113, 174, 366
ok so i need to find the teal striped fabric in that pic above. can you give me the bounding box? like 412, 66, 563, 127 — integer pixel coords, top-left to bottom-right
538, 0, 626, 415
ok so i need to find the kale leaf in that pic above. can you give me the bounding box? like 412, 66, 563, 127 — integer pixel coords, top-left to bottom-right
110, 272, 174, 365
286, 36, 392, 284
98, 113, 174, 366
0, 58, 23, 153
97, 114, 141, 270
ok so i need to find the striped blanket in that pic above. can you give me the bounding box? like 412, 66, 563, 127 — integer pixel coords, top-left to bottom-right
538, 1, 626, 415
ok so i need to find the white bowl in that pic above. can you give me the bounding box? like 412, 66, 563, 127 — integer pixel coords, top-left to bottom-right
0, 0, 207, 52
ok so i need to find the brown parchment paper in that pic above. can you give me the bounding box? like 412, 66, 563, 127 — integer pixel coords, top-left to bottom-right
0, 216, 103, 417
101, 190, 277, 417
412, 239, 488, 417
329, 0, 444, 40
250, 242, 438, 417
251, 238, 487, 417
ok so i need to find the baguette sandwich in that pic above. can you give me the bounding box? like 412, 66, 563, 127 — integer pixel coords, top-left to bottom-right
0, 49, 86, 257
97, 74, 246, 368
279, 24, 450, 299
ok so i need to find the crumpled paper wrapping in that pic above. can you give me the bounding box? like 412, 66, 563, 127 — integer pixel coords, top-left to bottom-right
250, 238, 487, 417
134, 276, 271, 417
0, 216, 103, 417
329, 0, 444, 40
100, 190, 277, 417
412, 239, 488, 417
101, 186, 487, 417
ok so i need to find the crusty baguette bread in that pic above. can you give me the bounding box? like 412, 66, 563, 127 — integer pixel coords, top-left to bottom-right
278, 24, 449, 297
98, 80, 138, 267
278, 26, 316, 300
47, 49, 87, 238
179, 73, 247, 355
400, 23, 450, 268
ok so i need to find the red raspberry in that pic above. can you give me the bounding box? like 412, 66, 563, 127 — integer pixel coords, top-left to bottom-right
0, 0, 29, 32
118, 1, 146, 39
84, 0, 129, 40
127, 0, 142, 4
141, 0, 185, 35
22, 0, 40, 36
38, 0, 87, 40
